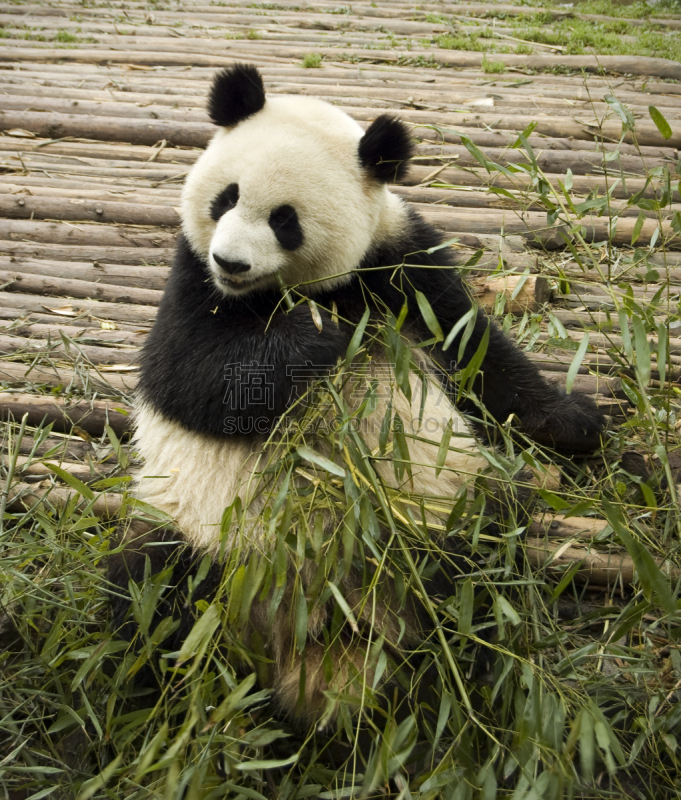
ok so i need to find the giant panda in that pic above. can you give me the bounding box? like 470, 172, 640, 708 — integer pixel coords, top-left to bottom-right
109, 64, 605, 721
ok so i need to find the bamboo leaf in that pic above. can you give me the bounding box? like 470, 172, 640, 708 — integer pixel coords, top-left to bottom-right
632, 316, 651, 387
344, 306, 370, 367
296, 445, 346, 478
237, 753, 300, 771
435, 419, 453, 478
631, 211, 646, 246
648, 105, 672, 140
565, 332, 589, 394
442, 306, 476, 353
458, 578, 473, 637
603, 498, 676, 615
43, 463, 94, 501
176, 603, 222, 664
415, 290, 444, 341
294, 583, 308, 654
657, 321, 667, 388
327, 582, 359, 634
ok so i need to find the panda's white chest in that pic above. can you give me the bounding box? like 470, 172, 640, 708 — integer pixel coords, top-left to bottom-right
132, 401, 270, 553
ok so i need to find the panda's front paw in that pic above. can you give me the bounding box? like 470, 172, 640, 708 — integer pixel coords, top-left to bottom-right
524, 391, 606, 455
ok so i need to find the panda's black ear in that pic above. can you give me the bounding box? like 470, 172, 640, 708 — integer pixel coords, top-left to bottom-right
359, 115, 413, 183
208, 64, 266, 127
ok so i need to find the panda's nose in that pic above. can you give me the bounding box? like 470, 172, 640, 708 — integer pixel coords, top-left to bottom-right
213, 253, 251, 274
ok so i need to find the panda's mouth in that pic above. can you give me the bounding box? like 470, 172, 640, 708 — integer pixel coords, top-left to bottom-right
214, 273, 261, 292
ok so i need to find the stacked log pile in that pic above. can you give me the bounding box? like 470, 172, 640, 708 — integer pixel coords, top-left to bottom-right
1, 0, 680, 585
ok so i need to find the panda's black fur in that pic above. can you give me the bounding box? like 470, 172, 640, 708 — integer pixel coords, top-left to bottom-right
109, 64, 605, 718
138, 214, 603, 451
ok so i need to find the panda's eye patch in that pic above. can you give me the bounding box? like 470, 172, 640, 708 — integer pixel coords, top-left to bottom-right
210, 183, 239, 221
268, 204, 304, 251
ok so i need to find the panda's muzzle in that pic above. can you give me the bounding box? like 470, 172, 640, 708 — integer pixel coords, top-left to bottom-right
212, 253, 251, 276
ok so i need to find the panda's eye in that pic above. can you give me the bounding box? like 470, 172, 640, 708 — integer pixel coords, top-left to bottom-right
210, 183, 239, 221
268, 204, 304, 251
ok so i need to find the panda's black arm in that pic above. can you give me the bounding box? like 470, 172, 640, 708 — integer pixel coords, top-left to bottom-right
360, 220, 605, 454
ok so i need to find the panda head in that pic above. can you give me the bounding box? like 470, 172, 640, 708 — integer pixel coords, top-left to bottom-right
181, 64, 414, 297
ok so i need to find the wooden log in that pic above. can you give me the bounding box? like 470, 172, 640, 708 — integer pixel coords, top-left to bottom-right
0, 270, 163, 306
417, 204, 681, 249
5, 40, 679, 83
6, 480, 125, 518
0, 257, 170, 291
0, 219, 176, 249
0, 108, 214, 148
0, 359, 136, 394
526, 515, 681, 586
0, 392, 131, 436
0, 194, 180, 227
413, 143, 669, 178
0, 137, 195, 167
2, 320, 148, 346
1, 126, 672, 165
0, 241, 173, 266
0, 181, 183, 209
470, 274, 550, 314
0, 333, 138, 366
4, 454, 111, 483
0, 290, 157, 326
405, 166, 674, 203
16, 433, 96, 461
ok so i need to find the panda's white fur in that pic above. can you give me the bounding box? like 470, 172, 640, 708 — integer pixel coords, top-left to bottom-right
182, 94, 408, 297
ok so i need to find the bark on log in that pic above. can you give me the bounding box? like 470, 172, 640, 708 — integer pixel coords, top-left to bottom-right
418, 204, 681, 249
5, 41, 679, 83
0, 219, 176, 249
0, 290, 157, 325
6, 480, 125, 518
0, 391, 132, 436
4, 454, 112, 482
470, 274, 551, 313
0, 359, 136, 393
0, 194, 180, 227
0, 333, 138, 366
0, 108, 214, 148
0, 241, 174, 266
0, 257, 170, 291
0, 270, 163, 306
2, 320, 148, 345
